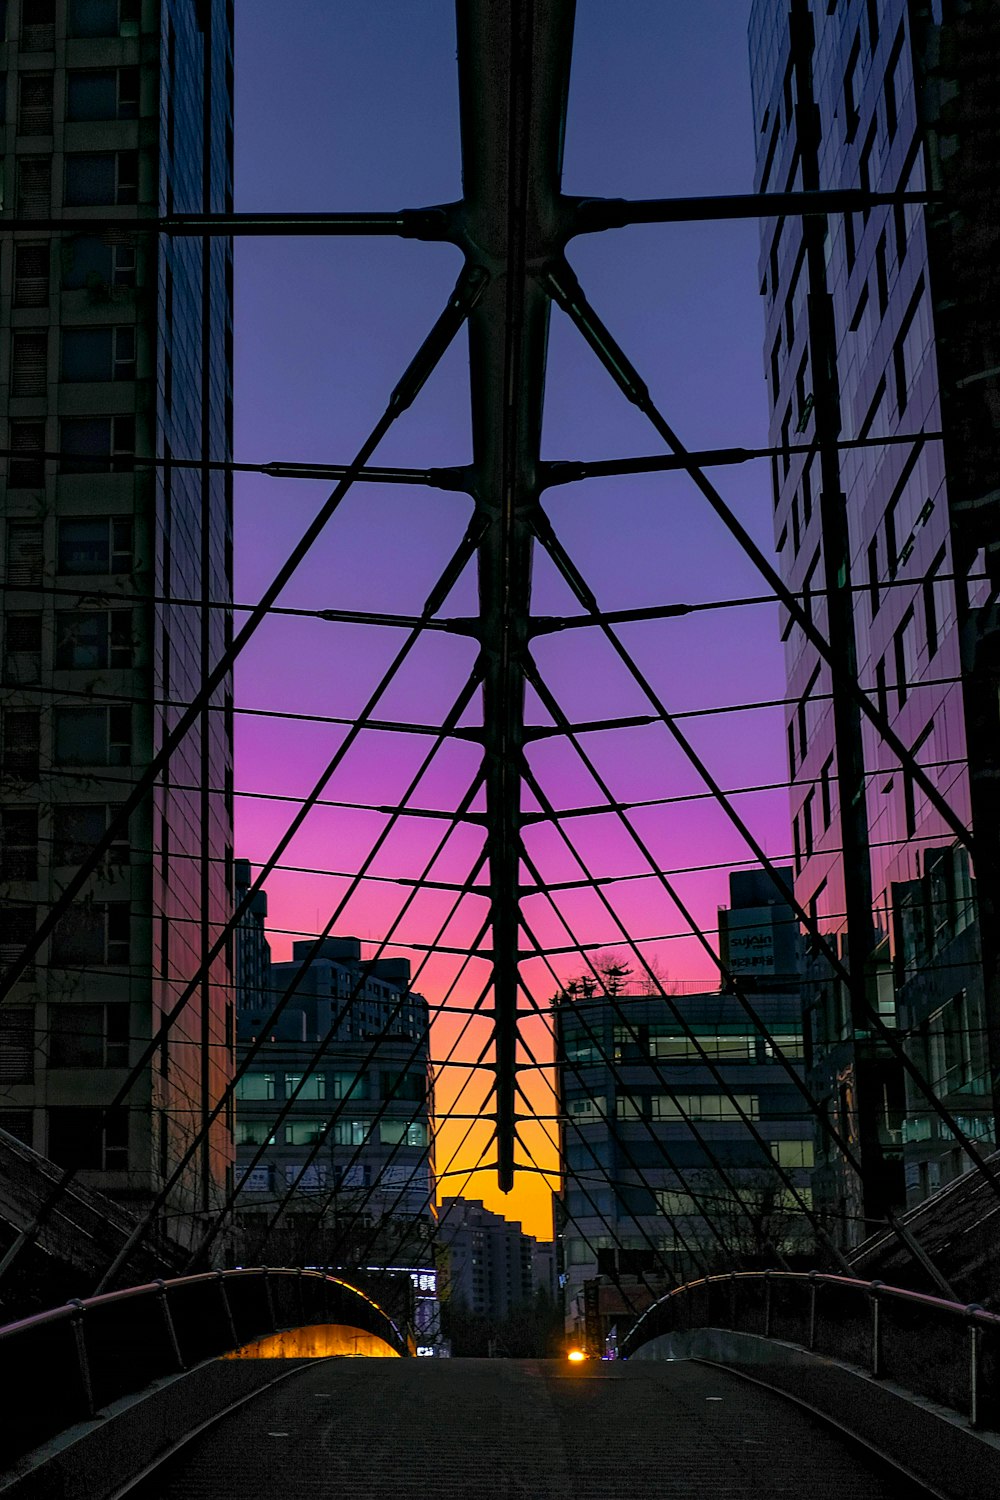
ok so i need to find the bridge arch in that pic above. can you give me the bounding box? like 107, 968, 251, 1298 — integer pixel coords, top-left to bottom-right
0, 1267, 407, 1476
616, 1269, 1000, 1491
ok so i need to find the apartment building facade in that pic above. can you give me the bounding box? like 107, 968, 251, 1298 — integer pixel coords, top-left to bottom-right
0, 0, 234, 1241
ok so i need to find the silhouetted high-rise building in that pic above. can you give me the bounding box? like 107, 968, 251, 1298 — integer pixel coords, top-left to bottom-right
0, 0, 234, 1243
234, 857, 270, 1010
438, 1197, 543, 1322
749, 0, 999, 1235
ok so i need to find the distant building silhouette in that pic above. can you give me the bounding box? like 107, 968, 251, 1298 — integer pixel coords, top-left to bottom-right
234, 859, 271, 1011
438, 1196, 552, 1321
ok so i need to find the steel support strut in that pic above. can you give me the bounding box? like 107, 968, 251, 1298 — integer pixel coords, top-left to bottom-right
455, 0, 575, 1190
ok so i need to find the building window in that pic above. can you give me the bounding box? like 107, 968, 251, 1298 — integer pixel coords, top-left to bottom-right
55, 609, 132, 669
923, 547, 949, 659
1, 710, 41, 775
801, 786, 815, 857
379, 1119, 427, 1147
57, 516, 132, 576
0, 808, 38, 879
920, 992, 972, 1096
843, 30, 861, 142
3, 613, 43, 683
62, 234, 137, 292
66, 67, 140, 122
0, 1008, 34, 1083
68, 0, 140, 38
796, 664, 821, 763
563, 1034, 602, 1064
6, 521, 44, 586
64, 151, 139, 207
51, 901, 130, 967
903, 717, 934, 837
16, 156, 52, 218
48, 1107, 128, 1171
650, 1093, 759, 1121
59, 415, 135, 473
780, 402, 792, 476
567, 1095, 606, 1120
13, 244, 49, 308
884, 24, 906, 142
820, 753, 834, 830
893, 606, 917, 707
62, 327, 136, 383
867, 534, 882, 617
285, 1071, 325, 1100
769, 1139, 814, 1168
331, 1118, 370, 1146
52, 803, 128, 866
802, 546, 821, 623
11, 330, 48, 397
0, 904, 36, 979
54, 705, 131, 765
285, 1118, 327, 1146
235, 1072, 276, 1102
235, 1119, 273, 1146
48, 1003, 129, 1067
17, 72, 53, 135
329, 1069, 366, 1100
8, 421, 46, 488
894, 281, 931, 415
20, 0, 55, 51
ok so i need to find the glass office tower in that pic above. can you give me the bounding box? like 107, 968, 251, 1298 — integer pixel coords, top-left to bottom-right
749, 0, 999, 1238
0, 0, 234, 1246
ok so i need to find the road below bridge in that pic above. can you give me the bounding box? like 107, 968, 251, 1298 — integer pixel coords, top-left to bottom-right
131, 1355, 913, 1498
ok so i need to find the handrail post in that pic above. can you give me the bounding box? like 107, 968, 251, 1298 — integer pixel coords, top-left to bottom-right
216, 1271, 239, 1349
808, 1270, 818, 1352
967, 1305, 984, 1429
870, 1281, 884, 1379
262, 1266, 277, 1333
764, 1270, 772, 1339
67, 1299, 95, 1419
729, 1273, 737, 1329
155, 1279, 185, 1372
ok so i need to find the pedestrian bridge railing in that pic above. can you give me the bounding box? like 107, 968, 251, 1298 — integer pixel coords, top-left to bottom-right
0, 1266, 407, 1469
619, 1270, 1000, 1430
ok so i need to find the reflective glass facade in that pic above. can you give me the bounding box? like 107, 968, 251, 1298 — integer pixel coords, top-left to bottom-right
556, 982, 811, 1324
0, 0, 234, 1243
749, 0, 1000, 1234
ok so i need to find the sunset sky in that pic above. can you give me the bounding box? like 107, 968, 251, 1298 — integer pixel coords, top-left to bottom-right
231, 1, 787, 1240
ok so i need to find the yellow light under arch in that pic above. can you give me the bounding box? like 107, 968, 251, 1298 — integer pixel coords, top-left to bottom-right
221, 1323, 401, 1359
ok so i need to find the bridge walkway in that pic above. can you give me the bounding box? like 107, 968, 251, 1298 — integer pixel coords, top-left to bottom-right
129, 1357, 910, 1499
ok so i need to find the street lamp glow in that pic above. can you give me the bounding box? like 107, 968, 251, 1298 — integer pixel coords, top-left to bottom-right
567, 1349, 587, 1363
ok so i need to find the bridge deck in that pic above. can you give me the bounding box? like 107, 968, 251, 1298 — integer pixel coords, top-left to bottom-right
132, 1357, 907, 1498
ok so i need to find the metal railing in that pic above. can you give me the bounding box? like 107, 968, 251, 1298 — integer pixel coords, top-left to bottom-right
619, 1270, 1000, 1431
0, 1267, 407, 1469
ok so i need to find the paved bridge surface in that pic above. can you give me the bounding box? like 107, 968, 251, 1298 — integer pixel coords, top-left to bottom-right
131, 1357, 906, 1499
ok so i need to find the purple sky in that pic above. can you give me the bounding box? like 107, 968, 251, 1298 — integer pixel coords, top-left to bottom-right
231, 1, 787, 1236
